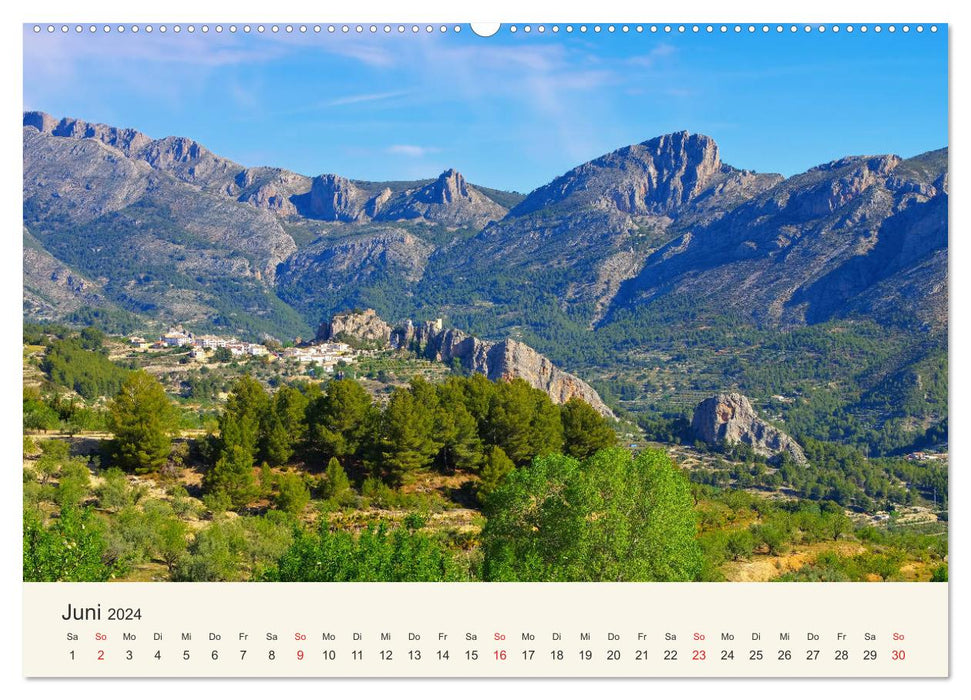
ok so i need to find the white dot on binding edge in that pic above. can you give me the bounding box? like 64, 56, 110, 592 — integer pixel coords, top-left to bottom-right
32, 25, 39, 33
931, 25, 938, 32
426, 25, 433, 32
635, 26, 643, 33
159, 25, 166, 33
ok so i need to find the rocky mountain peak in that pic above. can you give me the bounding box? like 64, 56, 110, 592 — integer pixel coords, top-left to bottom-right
510, 130, 747, 218
308, 174, 369, 222
432, 168, 470, 203
691, 392, 807, 464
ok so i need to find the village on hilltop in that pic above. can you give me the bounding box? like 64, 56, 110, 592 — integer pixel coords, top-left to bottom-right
127, 326, 357, 374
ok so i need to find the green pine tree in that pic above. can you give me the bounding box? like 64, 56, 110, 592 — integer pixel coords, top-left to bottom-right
561, 397, 617, 460
321, 457, 352, 504
377, 387, 440, 485
106, 370, 179, 473
204, 445, 260, 511
478, 446, 515, 504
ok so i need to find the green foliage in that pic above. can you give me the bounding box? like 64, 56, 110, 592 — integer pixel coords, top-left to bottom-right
23, 507, 114, 582
107, 371, 179, 473
275, 472, 311, 516
484, 378, 564, 466
55, 458, 92, 509
482, 448, 702, 581
218, 375, 270, 463
375, 386, 440, 485
264, 522, 462, 582
305, 379, 374, 463
725, 530, 755, 561
478, 446, 515, 504
41, 338, 129, 399
23, 388, 61, 431
203, 445, 260, 511
96, 467, 143, 512
560, 398, 616, 459
321, 457, 353, 504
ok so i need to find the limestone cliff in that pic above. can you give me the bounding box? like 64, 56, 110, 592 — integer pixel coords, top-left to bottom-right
691, 392, 806, 464
320, 311, 614, 417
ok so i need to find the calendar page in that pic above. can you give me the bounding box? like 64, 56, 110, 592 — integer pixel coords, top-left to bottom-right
20, 18, 949, 680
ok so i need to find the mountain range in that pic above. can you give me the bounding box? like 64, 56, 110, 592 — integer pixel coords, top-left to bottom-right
22, 111, 948, 447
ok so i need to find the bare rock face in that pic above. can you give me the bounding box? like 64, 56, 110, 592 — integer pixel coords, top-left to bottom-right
511, 131, 775, 218
691, 393, 806, 464
388, 316, 615, 417
309, 174, 370, 222
318, 308, 392, 344
375, 169, 508, 227
243, 183, 298, 216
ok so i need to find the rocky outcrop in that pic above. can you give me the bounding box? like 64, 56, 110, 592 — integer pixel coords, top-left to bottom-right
511, 131, 780, 219
318, 309, 392, 344
389, 318, 615, 417
308, 174, 371, 222
691, 393, 806, 464
304, 169, 507, 228
375, 169, 508, 227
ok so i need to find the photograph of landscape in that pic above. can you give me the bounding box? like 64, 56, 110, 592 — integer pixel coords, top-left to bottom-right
22, 24, 948, 583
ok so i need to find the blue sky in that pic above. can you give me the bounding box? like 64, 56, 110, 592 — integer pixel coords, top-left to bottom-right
23, 25, 948, 193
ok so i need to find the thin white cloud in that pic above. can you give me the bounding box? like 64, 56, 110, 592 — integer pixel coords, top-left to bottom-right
387, 144, 440, 157
627, 43, 677, 68
328, 90, 409, 107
